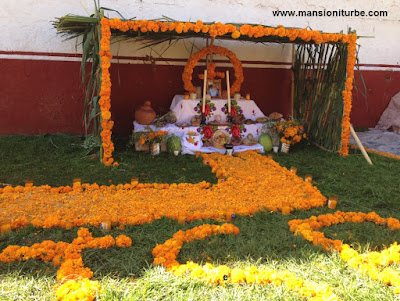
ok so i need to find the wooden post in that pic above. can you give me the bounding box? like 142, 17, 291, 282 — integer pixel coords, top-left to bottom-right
202, 69, 208, 112
290, 44, 295, 117
350, 124, 373, 165
226, 70, 231, 114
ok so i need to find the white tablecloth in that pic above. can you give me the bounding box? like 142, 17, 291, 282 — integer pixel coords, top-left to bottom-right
170, 95, 266, 124
133, 121, 265, 154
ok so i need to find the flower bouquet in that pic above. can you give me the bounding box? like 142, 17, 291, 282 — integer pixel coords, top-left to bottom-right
138, 130, 168, 146
137, 130, 168, 155
274, 119, 306, 152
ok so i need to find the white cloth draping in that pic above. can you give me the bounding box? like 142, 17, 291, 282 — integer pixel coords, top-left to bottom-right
133, 121, 265, 154
170, 95, 266, 124
133, 95, 268, 155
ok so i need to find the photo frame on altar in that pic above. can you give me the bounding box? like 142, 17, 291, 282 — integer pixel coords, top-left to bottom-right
208, 79, 221, 98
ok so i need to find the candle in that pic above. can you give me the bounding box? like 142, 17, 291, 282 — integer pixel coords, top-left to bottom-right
202, 69, 208, 113
24, 179, 34, 188
304, 175, 313, 183
131, 177, 139, 187
226, 70, 231, 114
327, 196, 338, 209
290, 167, 297, 174
100, 221, 111, 231
72, 178, 81, 187
246, 93, 250, 100
184, 93, 189, 100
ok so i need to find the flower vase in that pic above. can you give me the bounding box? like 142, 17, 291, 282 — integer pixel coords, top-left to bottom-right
150, 143, 160, 156
281, 142, 290, 153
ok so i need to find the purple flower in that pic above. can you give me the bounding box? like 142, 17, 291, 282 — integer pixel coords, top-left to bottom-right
239, 109, 243, 114
197, 128, 201, 132
221, 107, 225, 112
243, 128, 247, 132
213, 106, 216, 111
194, 107, 198, 111
225, 127, 229, 132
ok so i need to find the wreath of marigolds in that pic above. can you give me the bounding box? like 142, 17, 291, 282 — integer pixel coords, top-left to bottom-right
182, 45, 244, 95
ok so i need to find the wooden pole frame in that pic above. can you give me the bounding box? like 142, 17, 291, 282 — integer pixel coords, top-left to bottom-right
350, 124, 373, 165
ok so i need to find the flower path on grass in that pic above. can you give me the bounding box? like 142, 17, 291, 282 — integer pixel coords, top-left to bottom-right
2, 151, 399, 299
0, 151, 326, 230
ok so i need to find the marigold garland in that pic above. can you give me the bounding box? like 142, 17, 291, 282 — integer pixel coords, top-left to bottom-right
56, 279, 101, 301
98, 18, 357, 162
289, 211, 400, 293
182, 45, 244, 95
340, 242, 400, 294
152, 224, 340, 300
289, 211, 400, 252
0, 228, 132, 300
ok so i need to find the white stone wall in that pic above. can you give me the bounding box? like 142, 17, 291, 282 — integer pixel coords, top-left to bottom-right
0, 0, 399, 65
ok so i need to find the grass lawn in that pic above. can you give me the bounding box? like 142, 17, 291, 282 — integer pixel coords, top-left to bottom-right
0, 134, 400, 300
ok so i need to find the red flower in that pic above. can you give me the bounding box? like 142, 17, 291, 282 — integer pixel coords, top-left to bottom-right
231, 106, 237, 117
194, 142, 198, 146
202, 126, 214, 139
231, 125, 241, 137
203, 104, 211, 117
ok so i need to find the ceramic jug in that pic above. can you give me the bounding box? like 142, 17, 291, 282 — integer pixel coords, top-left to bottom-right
135, 101, 156, 125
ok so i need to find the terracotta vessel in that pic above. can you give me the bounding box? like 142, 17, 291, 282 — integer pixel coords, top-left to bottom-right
135, 101, 156, 125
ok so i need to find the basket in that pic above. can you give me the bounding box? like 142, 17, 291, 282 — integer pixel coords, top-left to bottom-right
190, 121, 201, 127
212, 130, 231, 149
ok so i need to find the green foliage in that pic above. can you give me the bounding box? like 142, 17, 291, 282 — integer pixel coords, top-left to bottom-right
293, 43, 347, 151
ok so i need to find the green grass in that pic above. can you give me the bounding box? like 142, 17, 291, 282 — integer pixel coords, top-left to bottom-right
0, 134, 217, 186
1, 135, 400, 300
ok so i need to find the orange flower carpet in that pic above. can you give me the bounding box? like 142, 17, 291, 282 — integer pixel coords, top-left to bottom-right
0, 151, 326, 229
1, 151, 400, 300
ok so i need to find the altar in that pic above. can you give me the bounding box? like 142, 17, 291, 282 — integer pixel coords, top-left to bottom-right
133, 95, 268, 155
170, 95, 266, 124
132, 42, 275, 155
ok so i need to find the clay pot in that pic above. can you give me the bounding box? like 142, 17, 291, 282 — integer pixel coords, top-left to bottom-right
135, 101, 156, 125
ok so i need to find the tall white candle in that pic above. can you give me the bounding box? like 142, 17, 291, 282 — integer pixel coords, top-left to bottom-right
202, 69, 208, 113
226, 70, 231, 114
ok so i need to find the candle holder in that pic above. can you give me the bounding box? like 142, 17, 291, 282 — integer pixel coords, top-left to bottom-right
100, 221, 111, 231
226, 114, 233, 123
72, 178, 81, 187
327, 196, 338, 209
304, 175, 313, 183
290, 167, 297, 174
224, 143, 234, 155
130, 177, 139, 187
24, 179, 34, 188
